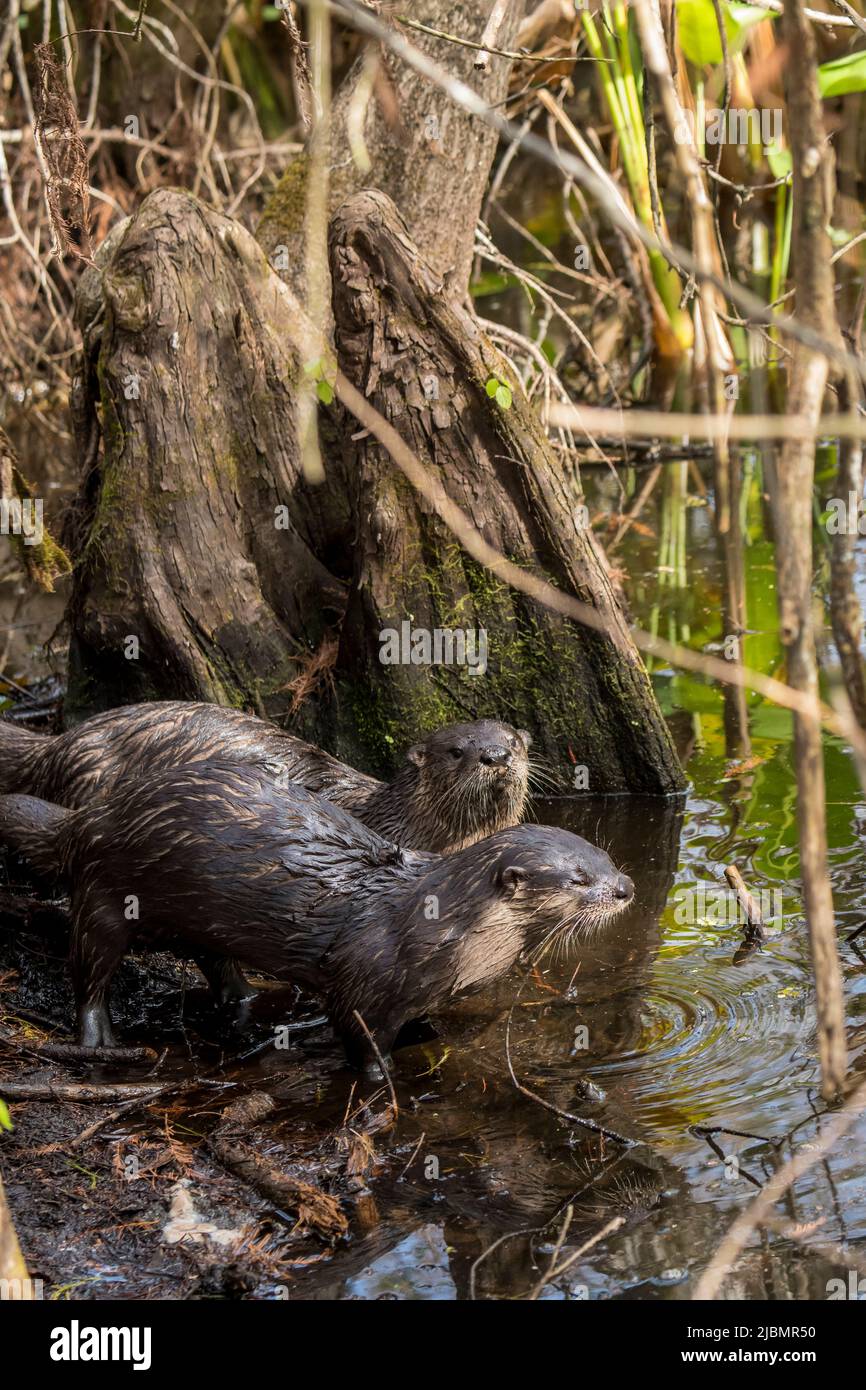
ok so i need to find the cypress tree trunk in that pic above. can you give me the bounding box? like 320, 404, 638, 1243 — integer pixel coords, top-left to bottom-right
323, 191, 682, 790
65, 190, 345, 718
258, 0, 527, 294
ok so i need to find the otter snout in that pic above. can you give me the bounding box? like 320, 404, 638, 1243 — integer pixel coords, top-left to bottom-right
582, 870, 634, 912
478, 744, 512, 769
614, 873, 634, 903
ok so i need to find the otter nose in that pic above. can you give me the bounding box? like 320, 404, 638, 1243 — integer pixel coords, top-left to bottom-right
615, 875, 634, 901
479, 746, 511, 767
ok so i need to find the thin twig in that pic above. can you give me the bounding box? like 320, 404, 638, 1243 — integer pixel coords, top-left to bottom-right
503, 993, 635, 1147
747, 0, 861, 22
395, 13, 560, 66
545, 402, 866, 442
527, 1214, 625, 1299
724, 864, 767, 943
351, 1009, 398, 1115
475, 0, 515, 71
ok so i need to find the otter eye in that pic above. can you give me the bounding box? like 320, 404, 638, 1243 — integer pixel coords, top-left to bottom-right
448, 747, 463, 760
571, 871, 589, 887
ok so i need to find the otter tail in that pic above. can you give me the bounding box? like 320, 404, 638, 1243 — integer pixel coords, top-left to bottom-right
0, 719, 51, 794
0, 793, 71, 880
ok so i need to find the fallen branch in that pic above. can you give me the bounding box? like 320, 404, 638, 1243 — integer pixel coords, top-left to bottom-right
207, 1093, 348, 1242
724, 865, 767, 945
21, 1079, 195, 1156
33, 1043, 158, 1065
0, 1080, 179, 1103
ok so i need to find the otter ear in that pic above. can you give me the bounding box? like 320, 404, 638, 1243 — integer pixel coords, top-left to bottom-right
407, 744, 426, 767
517, 730, 532, 751
497, 864, 528, 895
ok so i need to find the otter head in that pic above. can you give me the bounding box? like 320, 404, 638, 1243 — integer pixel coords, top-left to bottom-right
405, 720, 531, 851
490, 824, 634, 958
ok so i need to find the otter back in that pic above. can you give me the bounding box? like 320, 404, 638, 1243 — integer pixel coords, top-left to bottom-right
0, 702, 530, 855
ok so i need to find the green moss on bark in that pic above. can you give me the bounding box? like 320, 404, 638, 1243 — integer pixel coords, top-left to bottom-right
257, 154, 310, 252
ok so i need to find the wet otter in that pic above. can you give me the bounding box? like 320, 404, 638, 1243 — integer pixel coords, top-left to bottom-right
0, 703, 531, 854
0, 763, 633, 1066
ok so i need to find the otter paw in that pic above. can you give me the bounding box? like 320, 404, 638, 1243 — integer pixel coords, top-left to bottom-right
77, 1004, 117, 1050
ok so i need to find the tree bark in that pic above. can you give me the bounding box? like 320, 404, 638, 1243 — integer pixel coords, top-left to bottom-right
65, 184, 683, 789
65, 188, 346, 718
324, 190, 683, 789
257, 0, 526, 294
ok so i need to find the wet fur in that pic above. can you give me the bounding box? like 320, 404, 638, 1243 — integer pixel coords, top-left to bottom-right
0, 762, 632, 1065
0, 703, 530, 853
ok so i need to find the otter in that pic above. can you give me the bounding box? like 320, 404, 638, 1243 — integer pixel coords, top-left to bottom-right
0, 763, 633, 1067
0, 702, 531, 854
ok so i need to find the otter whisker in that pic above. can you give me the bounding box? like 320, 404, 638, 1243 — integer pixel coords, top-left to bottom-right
526, 762, 562, 793
528, 890, 630, 966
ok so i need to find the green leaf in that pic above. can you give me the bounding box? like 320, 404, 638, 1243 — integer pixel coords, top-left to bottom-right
676, 0, 775, 67
0, 1099, 12, 1132
828, 225, 853, 247
495, 384, 512, 410
316, 380, 334, 405
765, 142, 792, 179
485, 377, 499, 397
818, 50, 866, 98
470, 270, 516, 299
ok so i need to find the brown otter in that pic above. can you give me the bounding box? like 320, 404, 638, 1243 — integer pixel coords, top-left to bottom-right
0, 763, 633, 1067
0, 702, 531, 854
